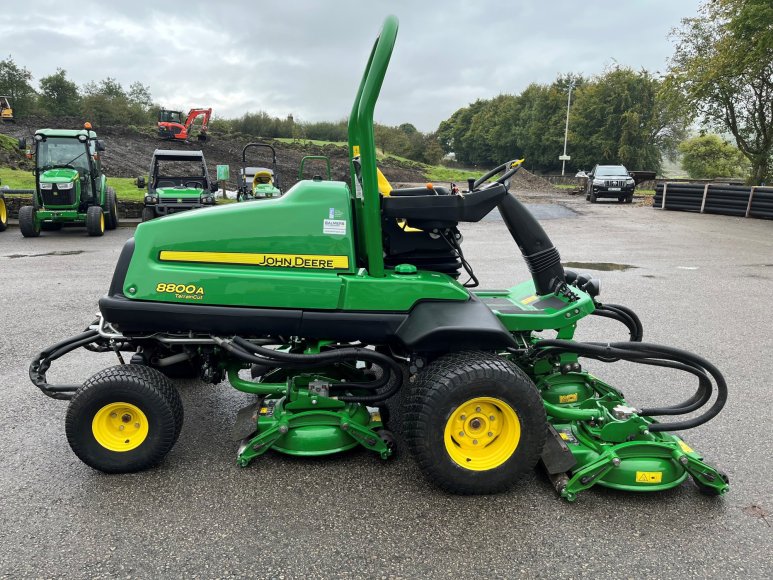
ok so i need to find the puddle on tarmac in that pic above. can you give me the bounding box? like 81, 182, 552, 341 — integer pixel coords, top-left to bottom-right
562, 261, 637, 271
5, 250, 86, 259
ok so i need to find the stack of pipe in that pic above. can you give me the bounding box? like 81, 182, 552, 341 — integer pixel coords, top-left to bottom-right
653, 182, 773, 220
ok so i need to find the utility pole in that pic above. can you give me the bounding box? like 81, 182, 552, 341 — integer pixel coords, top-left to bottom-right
560, 82, 574, 176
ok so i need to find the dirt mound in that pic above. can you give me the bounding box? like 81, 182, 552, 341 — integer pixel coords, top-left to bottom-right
0, 118, 425, 189
510, 167, 559, 193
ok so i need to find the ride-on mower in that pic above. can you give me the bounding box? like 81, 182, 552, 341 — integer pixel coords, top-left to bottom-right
138, 150, 219, 221
31, 17, 728, 501
18, 125, 118, 237
236, 143, 282, 201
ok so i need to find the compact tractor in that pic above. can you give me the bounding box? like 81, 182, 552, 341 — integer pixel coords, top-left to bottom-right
31, 17, 728, 501
236, 143, 282, 201
18, 125, 118, 237
157, 108, 212, 142
138, 149, 218, 221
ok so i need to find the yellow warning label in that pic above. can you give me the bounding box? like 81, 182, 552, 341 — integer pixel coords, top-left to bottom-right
636, 471, 663, 484
352, 145, 360, 156
521, 295, 538, 305
677, 439, 694, 453
559, 393, 578, 404
559, 432, 570, 441
159, 251, 349, 270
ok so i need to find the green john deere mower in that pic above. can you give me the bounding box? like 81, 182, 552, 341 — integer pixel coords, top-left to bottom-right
31, 17, 728, 501
236, 143, 282, 201
18, 125, 118, 237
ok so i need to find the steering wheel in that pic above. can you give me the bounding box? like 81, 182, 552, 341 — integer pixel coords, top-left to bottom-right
51, 164, 77, 171
472, 159, 524, 192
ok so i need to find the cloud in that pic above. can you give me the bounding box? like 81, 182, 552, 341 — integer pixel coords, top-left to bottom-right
1, 0, 701, 130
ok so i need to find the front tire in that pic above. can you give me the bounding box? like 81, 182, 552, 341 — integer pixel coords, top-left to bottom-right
404, 351, 546, 495
141, 206, 156, 222
104, 187, 119, 230
65, 365, 184, 473
86, 205, 105, 236
589, 190, 598, 203
19, 205, 40, 237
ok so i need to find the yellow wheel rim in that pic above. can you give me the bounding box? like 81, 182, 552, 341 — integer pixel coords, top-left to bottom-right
100, 213, 105, 232
92, 402, 149, 452
0, 199, 6, 224
444, 396, 521, 471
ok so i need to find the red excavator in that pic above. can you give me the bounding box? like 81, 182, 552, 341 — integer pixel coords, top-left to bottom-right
157, 107, 212, 142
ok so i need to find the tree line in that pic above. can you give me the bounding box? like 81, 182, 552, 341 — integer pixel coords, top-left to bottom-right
437, 69, 685, 174
0, 57, 444, 165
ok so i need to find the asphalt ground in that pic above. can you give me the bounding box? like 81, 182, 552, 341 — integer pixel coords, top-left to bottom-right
0, 196, 771, 578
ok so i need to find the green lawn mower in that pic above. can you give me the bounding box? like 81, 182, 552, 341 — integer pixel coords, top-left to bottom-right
17, 125, 118, 237
30, 17, 728, 501
138, 149, 219, 221
236, 143, 282, 201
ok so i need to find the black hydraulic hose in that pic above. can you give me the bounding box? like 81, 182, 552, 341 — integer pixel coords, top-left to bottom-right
30, 329, 103, 399
602, 303, 644, 341
633, 358, 712, 415
227, 337, 404, 403
533, 339, 727, 432
591, 304, 643, 342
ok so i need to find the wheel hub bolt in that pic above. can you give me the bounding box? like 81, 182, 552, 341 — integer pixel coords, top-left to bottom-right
459, 431, 464, 437
475, 407, 481, 413
121, 414, 131, 423
489, 415, 495, 421
469, 418, 482, 429
134, 423, 140, 428
460, 414, 466, 420
488, 432, 493, 437
472, 439, 478, 445
118, 425, 124, 431
110, 412, 117, 418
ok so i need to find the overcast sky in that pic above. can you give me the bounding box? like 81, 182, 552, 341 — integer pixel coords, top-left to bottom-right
2, 0, 702, 131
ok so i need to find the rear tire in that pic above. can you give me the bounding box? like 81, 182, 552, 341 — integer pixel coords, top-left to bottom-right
404, 351, 546, 495
141, 206, 156, 222
65, 365, 184, 473
19, 205, 40, 237
626, 193, 634, 203
104, 187, 119, 230
86, 205, 105, 236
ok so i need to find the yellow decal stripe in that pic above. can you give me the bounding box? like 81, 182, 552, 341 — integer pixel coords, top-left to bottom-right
159, 251, 349, 269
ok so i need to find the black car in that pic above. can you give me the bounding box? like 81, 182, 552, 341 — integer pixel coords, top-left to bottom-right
583, 165, 636, 203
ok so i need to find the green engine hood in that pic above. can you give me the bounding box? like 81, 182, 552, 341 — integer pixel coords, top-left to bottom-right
156, 187, 205, 200
40, 168, 79, 184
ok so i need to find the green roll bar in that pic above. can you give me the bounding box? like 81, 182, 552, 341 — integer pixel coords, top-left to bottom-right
348, 15, 399, 278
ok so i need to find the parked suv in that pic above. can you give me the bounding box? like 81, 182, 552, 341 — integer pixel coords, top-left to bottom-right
583, 165, 636, 203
